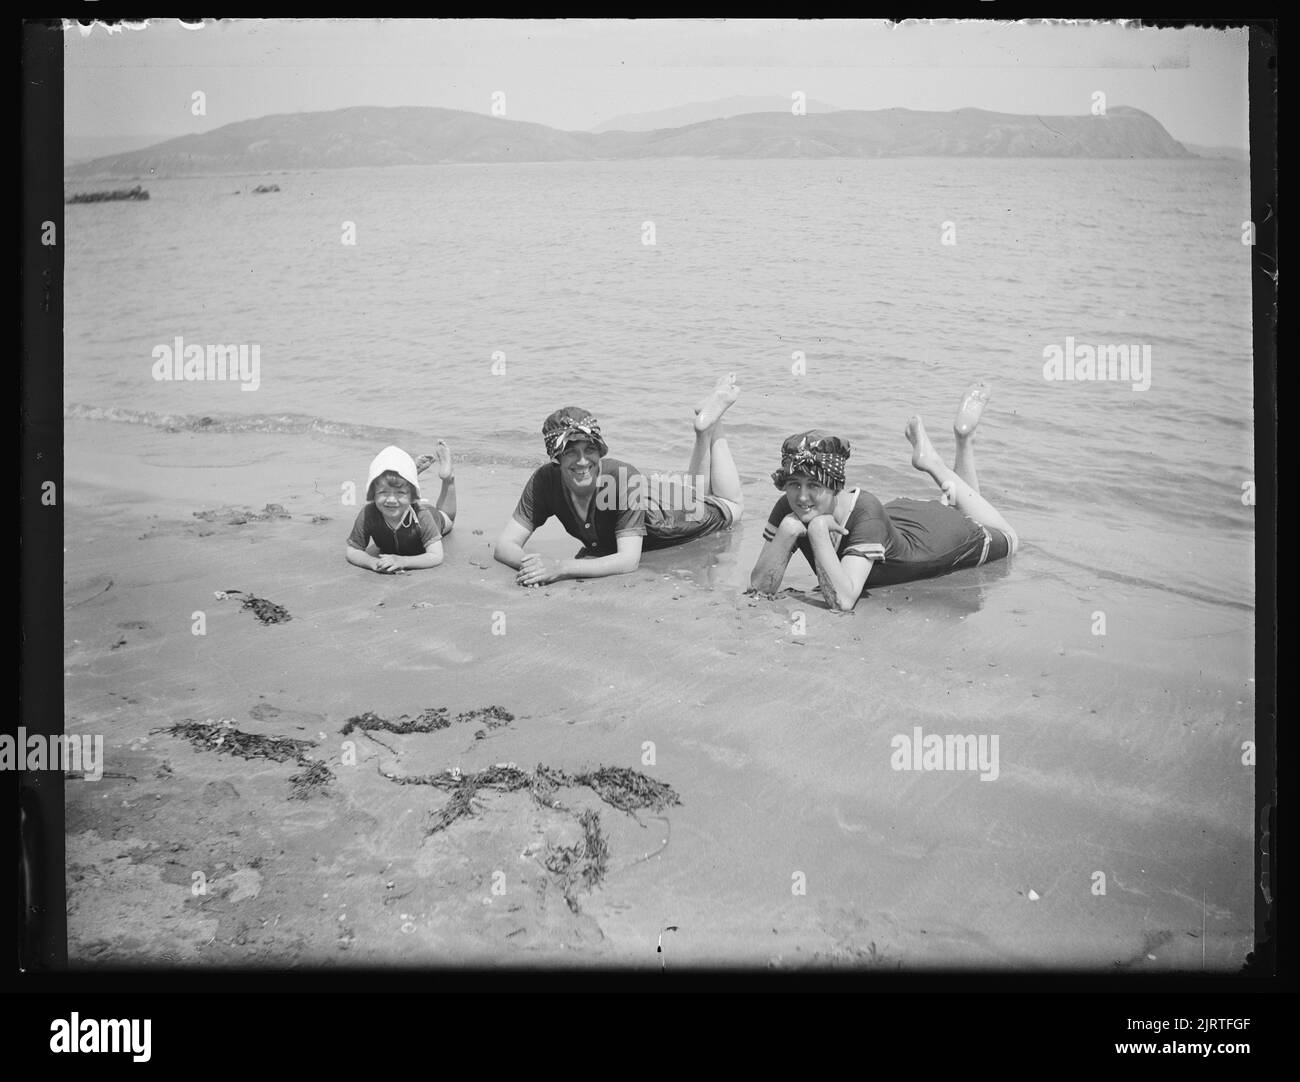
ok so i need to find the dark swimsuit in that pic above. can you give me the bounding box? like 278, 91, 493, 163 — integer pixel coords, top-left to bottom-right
764, 489, 1011, 592
347, 503, 449, 556
513, 459, 733, 555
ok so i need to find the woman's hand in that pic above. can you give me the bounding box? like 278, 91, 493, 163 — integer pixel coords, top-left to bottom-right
806, 514, 848, 539
373, 554, 406, 574
517, 553, 563, 586
779, 514, 809, 538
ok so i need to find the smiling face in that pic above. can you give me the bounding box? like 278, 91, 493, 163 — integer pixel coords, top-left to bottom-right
783, 473, 838, 522
557, 439, 601, 495
373, 473, 415, 522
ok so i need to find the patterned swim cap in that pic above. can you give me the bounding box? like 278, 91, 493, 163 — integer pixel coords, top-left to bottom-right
771, 430, 851, 491
543, 407, 609, 460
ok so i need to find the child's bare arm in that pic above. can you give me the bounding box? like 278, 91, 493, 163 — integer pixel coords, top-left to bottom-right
392, 540, 444, 570
346, 543, 382, 572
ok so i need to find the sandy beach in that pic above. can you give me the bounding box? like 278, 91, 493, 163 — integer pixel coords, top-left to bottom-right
62, 416, 1254, 969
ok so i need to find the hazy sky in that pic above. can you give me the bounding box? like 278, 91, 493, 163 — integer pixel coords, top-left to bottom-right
64, 19, 1251, 148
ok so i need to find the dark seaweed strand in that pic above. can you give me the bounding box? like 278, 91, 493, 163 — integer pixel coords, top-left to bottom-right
577, 809, 610, 888
453, 706, 515, 729
569, 767, 681, 812
159, 720, 335, 796
158, 720, 313, 763
341, 708, 451, 736
240, 594, 292, 625
289, 760, 333, 800
543, 809, 610, 913
380, 763, 679, 848
340, 705, 514, 737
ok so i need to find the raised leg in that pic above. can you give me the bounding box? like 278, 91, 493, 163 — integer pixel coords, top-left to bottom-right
702, 419, 743, 509
418, 440, 457, 522
682, 376, 743, 513
952, 382, 990, 494
907, 416, 1016, 552
694, 372, 740, 432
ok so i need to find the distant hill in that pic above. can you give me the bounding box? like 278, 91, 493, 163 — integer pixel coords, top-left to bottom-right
64, 104, 1194, 180
592, 95, 841, 132
66, 133, 181, 164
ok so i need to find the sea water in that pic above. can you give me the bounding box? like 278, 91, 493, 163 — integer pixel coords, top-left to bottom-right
65, 157, 1256, 613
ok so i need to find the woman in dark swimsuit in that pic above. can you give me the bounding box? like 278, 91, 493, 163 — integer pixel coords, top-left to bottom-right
494, 375, 745, 586
750, 383, 1018, 611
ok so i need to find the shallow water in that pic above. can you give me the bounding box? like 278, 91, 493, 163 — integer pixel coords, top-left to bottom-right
66, 157, 1255, 615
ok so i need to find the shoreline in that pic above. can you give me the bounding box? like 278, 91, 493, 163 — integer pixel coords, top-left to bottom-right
62, 418, 1255, 968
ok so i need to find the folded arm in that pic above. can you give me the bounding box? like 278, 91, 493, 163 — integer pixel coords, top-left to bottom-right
807, 516, 871, 611
495, 518, 643, 584
749, 515, 804, 594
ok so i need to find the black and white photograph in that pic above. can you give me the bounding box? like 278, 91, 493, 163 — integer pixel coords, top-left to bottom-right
27, 17, 1271, 990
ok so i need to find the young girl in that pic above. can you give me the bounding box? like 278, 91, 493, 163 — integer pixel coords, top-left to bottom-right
750, 384, 1018, 610
345, 443, 456, 574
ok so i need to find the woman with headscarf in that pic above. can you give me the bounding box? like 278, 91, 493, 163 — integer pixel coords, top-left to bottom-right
750, 383, 1017, 611
494, 375, 744, 585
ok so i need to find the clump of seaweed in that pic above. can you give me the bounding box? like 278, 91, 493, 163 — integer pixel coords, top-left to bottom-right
161, 720, 312, 762
566, 767, 680, 813
343, 708, 446, 736
217, 588, 292, 625
544, 809, 610, 913
383, 762, 678, 831
457, 706, 514, 729
340, 705, 514, 737
379, 761, 677, 914
158, 720, 333, 797
289, 760, 334, 800
388, 765, 537, 833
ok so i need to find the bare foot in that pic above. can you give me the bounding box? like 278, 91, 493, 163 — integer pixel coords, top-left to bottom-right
433, 440, 453, 480
905, 416, 946, 478
415, 441, 454, 479
694, 373, 740, 432
954, 382, 991, 438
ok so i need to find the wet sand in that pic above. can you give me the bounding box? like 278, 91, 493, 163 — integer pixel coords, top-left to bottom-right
63, 418, 1254, 969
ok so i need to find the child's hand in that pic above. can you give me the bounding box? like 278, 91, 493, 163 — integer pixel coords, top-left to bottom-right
374, 554, 405, 574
